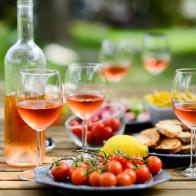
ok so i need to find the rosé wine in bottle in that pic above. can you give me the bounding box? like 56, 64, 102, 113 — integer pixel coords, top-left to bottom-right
4, 0, 46, 166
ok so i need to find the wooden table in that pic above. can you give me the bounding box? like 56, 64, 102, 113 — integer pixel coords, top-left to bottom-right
1, 91, 196, 195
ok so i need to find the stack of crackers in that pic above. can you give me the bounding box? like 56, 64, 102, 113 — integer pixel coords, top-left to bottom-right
135, 120, 191, 154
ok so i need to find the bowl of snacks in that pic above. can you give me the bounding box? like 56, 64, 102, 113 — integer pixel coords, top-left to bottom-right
145, 91, 176, 124
65, 102, 126, 150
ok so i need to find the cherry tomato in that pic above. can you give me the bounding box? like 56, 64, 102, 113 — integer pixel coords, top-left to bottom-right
92, 123, 105, 139
77, 162, 91, 170
109, 155, 128, 169
69, 120, 80, 126
87, 131, 94, 144
71, 168, 88, 185
130, 155, 144, 165
103, 126, 113, 140
125, 161, 136, 170
147, 156, 162, 175
51, 160, 69, 181
88, 171, 100, 186
105, 118, 121, 132
72, 127, 82, 138
117, 172, 133, 186
68, 167, 75, 178
135, 165, 151, 183
99, 172, 117, 187
124, 168, 137, 184
107, 160, 123, 175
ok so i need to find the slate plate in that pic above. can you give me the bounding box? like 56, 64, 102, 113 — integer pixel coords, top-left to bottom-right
35, 165, 170, 192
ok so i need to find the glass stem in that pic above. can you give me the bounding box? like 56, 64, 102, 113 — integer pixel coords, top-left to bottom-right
36, 131, 42, 166
190, 128, 196, 169
82, 117, 88, 151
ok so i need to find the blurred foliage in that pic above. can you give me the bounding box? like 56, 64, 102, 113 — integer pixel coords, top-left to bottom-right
0, 22, 16, 79
68, 20, 196, 90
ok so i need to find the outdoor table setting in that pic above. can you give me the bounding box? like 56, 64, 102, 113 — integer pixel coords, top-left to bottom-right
0, 84, 196, 196
1, 0, 196, 196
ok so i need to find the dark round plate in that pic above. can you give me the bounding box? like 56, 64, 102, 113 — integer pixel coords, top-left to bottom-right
149, 151, 189, 158
35, 165, 170, 192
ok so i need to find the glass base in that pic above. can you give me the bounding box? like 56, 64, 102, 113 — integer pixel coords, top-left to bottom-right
18, 170, 35, 181
175, 167, 196, 178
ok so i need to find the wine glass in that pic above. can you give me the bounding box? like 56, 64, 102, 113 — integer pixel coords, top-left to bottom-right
171, 68, 196, 177
65, 63, 105, 151
16, 69, 63, 180
142, 32, 171, 75
99, 39, 131, 83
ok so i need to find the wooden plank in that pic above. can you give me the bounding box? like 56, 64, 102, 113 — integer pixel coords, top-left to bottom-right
0, 172, 20, 180
0, 190, 57, 196
0, 181, 46, 189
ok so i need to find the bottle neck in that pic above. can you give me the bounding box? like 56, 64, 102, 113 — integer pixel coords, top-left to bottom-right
17, 0, 34, 42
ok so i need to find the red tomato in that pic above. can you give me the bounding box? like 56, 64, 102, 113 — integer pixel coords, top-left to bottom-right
88, 171, 101, 186
147, 156, 162, 175
109, 155, 128, 169
68, 167, 75, 178
117, 172, 133, 186
103, 126, 113, 140
130, 155, 144, 165
71, 168, 88, 185
125, 161, 136, 170
135, 165, 151, 183
87, 131, 94, 144
99, 172, 117, 187
51, 160, 70, 181
72, 127, 82, 138
105, 118, 121, 132
92, 123, 105, 139
124, 168, 137, 184
107, 160, 123, 175
78, 162, 91, 170
69, 120, 80, 126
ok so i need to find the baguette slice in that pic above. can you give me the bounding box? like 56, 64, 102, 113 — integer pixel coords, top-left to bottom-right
176, 131, 191, 143
156, 120, 182, 138
135, 128, 160, 148
181, 124, 191, 132
155, 138, 182, 154
180, 144, 191, 154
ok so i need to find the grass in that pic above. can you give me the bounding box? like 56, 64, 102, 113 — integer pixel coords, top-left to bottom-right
1, 20, 196, 91
68, 21, 196, 90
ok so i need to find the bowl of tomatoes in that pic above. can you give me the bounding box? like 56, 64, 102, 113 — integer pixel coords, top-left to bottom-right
65, 102, 126, 150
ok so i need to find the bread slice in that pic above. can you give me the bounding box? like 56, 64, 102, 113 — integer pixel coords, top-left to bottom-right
180, 144, 191, 154
155, 138, 182, 154
156, 120, 182, 138
135, 128, 160, 148
181, 124, 191, 132
176, 131, 191, 143
165, 119, 191, 132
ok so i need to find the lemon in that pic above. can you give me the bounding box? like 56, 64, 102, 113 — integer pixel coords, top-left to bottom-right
100, 135, 148, 157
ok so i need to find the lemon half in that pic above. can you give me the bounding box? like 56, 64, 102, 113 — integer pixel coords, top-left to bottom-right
100, 135, 148, 157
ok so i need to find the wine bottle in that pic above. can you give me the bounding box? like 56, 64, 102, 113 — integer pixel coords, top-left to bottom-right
4, 0, 46, 167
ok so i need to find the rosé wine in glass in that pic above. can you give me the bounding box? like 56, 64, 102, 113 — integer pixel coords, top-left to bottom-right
171, 68, 196, 178
66, 93, 104, 118
65, 63, 105, 151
